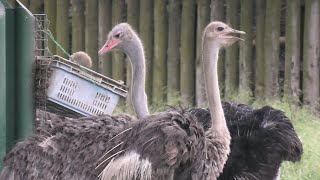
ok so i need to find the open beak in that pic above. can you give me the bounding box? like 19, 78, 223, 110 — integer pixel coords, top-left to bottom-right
98, 38, 122, 55
222, 28, 246, 41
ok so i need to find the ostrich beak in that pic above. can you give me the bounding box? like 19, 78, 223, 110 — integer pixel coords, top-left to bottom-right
221, 28, 246, 41
98, 38, 122, 55
229, 28, 246, 41
231, 29, 246, 35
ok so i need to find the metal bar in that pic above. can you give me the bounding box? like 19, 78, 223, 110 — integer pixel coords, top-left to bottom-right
0, 1, 6, 169
4, 4, 15, 153
14, 5, 35, 140
0, 0, 17, 170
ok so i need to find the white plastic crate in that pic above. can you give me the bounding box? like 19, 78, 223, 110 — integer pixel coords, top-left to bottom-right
42, 55, 128, 117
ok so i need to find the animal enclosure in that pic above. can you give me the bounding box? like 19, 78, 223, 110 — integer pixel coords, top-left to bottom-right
22, 0, 320, 109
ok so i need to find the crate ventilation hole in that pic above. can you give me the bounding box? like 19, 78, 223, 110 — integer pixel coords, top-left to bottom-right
57, 78, 111, 115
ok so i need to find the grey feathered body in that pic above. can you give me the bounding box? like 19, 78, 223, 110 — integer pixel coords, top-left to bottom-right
3, 109, 230, 180
1, 102, 302, 180
1, 114, 135, 180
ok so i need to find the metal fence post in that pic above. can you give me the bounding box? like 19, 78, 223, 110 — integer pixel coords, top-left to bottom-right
0, 1, 7, 169
14, 4, 35, 140
4, 2, 15, 154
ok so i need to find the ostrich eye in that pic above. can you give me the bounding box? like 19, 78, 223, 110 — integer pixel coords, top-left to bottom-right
216, 27, 224, 31
114, 33, 121, 39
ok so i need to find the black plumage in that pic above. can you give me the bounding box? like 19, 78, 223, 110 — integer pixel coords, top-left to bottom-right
190, 101, 303, 180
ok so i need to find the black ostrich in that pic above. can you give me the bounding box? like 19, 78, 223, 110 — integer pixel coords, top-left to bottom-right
191, 103, 302, 180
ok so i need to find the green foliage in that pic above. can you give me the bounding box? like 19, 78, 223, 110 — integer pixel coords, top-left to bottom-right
224, 89, 254, 104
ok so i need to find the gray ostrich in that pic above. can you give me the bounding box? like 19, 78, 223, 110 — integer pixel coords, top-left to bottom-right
98, 22, 302, 179
1, 22, 242, 180
94, 21, 245, 179
1, 22, 302, 180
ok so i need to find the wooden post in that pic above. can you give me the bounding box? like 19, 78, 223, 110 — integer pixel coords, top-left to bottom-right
29, 0, 42, 13
264, 0, 280, 99
126, 0, 139, 110
196, 0, 210, 107
303, 0, 320, 109
139, 0, 153, 103
239, 0, 253, 100
180, 0, 196, 105
44, 0, 56, 54
211, 0, 226, 98
210, 0, 225, 21
56, 0, 70, 58
111, 0, 125, 81
153, 0, 168, 104
85, 0, 98, 70
285, 0, 301, 104
167, 0, 181, 104
19, 0, 29, 8
254, 0, 266, 100
225, 0, 240, 98
71, 0, 85, 52
98, 0, 112, 76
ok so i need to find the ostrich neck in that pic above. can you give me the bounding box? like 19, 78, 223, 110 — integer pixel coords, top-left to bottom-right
124, 36, 149, 118
202, 40, 226, 130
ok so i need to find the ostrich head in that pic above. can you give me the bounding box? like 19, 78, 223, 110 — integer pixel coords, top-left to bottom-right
70, 51, 92, 68
98, 23, 138, 56
203, 21, 245, 47
98, 23, 149, 118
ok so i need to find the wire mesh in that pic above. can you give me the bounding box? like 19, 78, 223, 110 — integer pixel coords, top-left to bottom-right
33, 14, 128, 119
34, 14, 51, 56
33, 14, 84, 119
33, 14, 51, 124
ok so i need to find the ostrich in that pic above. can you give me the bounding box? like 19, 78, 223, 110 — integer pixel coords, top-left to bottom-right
0, 22, 240, 179
95, 21, 248, 179
98, 22, 302, 179
191, 104, 302, 180
1, 22, 302, 179
70, 51, 93, 68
